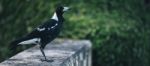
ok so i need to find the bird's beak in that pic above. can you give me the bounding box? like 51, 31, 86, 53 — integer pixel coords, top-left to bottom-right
63, 7, 70, 12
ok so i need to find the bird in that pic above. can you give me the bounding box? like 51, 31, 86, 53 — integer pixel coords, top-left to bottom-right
9, 5, 70, 62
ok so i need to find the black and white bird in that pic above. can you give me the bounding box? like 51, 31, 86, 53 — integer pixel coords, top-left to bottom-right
10, 6, 69, 61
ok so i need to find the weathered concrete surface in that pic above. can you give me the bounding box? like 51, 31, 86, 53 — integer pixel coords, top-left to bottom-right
0, 39, 91, 66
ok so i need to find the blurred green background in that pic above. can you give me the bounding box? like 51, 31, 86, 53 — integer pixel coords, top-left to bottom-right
0, 0, 150, 66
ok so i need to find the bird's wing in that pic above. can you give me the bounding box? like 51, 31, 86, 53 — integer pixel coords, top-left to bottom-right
27, 19, 58, 37
9, 19, 58, 50
38, 19, 58, 29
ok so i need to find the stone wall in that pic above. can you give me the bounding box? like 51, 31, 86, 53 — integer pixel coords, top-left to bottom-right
0, 39, 92, 66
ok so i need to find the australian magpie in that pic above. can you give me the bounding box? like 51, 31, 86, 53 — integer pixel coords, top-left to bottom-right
10, 6, 69, 61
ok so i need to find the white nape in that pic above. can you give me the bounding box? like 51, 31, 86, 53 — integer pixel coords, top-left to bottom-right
18, 38, 40, 45
51, 12, 58, 21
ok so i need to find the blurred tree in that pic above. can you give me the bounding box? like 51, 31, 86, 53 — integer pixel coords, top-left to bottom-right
0, 0, 150, 66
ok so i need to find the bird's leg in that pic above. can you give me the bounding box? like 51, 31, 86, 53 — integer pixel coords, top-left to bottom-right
40, 47, 47, 61
39, 47, 53, 62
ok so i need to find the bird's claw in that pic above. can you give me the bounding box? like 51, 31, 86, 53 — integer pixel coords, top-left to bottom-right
40, 59, 54, 62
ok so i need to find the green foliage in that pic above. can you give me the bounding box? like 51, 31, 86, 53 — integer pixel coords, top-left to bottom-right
0, 0, 150, 66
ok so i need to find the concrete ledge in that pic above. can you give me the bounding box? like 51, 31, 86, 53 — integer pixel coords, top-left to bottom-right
0, 39, 92, 66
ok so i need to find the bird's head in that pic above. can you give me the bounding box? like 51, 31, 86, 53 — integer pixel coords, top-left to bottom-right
55, 6, 70, 15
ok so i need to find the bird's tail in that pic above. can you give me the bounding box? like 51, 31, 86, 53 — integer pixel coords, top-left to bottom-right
9, 39, 21, 51
9, 36, 33, 50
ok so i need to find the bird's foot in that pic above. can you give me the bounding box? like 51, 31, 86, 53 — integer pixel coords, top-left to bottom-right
40, 59, 54, 62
